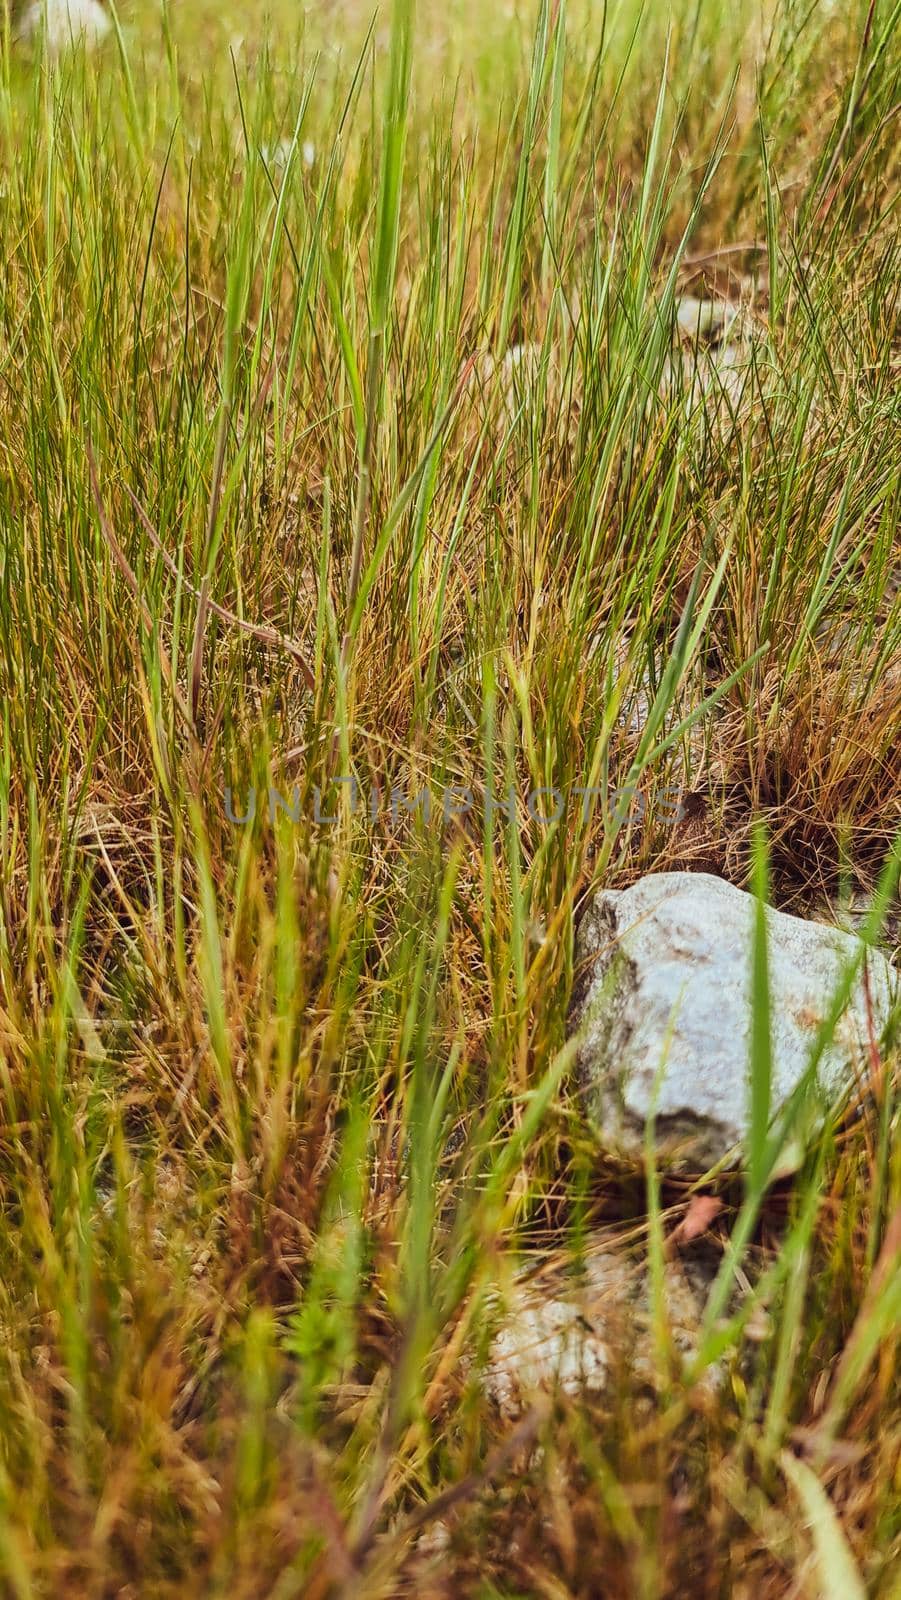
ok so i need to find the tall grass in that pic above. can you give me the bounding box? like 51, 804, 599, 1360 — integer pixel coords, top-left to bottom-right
0, 0, 898, 1593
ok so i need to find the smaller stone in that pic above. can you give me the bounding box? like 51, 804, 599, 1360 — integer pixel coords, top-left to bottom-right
487, 1290, 609, 1418
661, 294, 754, 415
18, 0, 110, 50
469, 341, 544, 421
416, 1519, 451, 1558
484, 1250, 721, 1418
674, 295, 739, 345
259, 139, 318, 175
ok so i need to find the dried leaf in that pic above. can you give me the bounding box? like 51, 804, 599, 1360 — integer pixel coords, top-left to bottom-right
669, 1195, 724, 1253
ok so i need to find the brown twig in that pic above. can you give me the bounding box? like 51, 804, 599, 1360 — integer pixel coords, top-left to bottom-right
682, 241, 767, 266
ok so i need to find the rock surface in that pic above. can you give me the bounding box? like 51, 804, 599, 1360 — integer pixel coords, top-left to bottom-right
573, 872, 897, 1169
486, 1250, 720, 1418
661, 294, 754, 414
674, 295, 739, 343
17, 0, 110, 49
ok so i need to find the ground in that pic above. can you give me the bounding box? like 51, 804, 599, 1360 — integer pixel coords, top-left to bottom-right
0, 1, 899, 1595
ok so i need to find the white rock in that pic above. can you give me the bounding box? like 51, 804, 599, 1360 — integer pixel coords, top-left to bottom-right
573, 872, 897, 1169
469, 341, 544, 422
260, 139, 317, 175
661, 295, 754, 415
485, 1251, 721, 1418
416, 1519, 451, 1557
18, 0, 110, 49
260, 140, 293, 172
487, 1290, 609, 1417
661, 337, 750, 411
674, 295, 739, 344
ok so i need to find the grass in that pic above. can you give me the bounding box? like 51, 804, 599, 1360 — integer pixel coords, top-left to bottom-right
0, 0, 899, 1593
